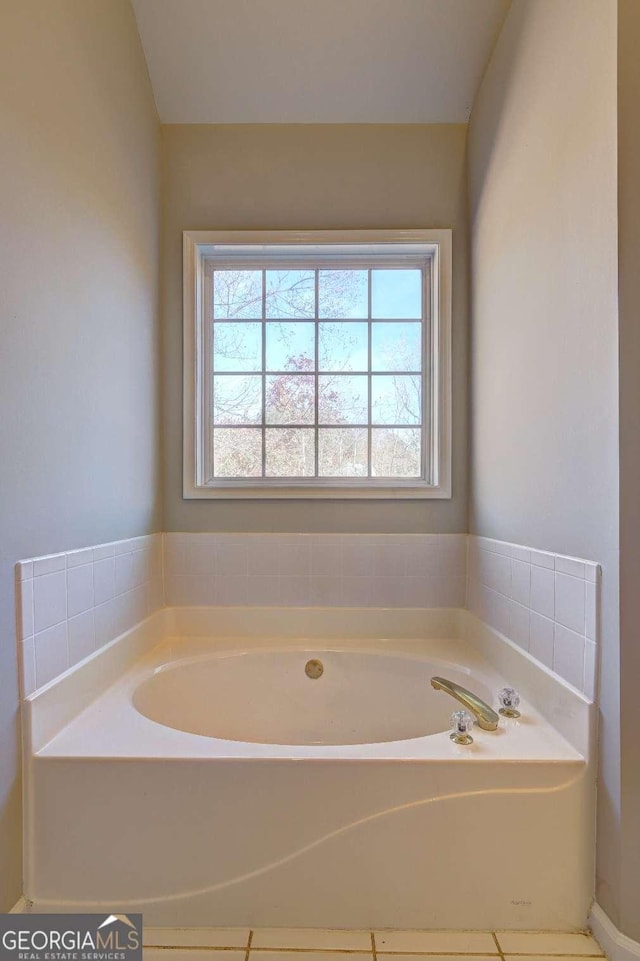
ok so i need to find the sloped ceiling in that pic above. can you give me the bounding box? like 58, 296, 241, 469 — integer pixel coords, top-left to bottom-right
132, 0, 510, 123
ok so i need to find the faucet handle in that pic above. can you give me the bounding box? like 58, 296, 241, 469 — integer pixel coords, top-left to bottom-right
450, 710, 474, 745
498, 687, 521, 717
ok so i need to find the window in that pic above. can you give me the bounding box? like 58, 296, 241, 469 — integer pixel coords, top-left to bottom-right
183, 230, 451, 498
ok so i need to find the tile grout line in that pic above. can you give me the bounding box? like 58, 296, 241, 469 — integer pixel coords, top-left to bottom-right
350, 948, 500, 959
371, 933, 377, 961
247, 951, 498, 957
145, 948, 248, 953
246, 930, 254, 961
251, 945, 371, 954
144, 949, 603, 958
492, 932, 506, 961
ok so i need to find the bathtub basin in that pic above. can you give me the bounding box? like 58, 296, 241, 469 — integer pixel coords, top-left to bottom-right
133, 650, 492, 745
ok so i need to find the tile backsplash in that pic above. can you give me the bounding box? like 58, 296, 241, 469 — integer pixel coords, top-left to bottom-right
164, 533, 467, 609
467, 535, 599, 699
15, 531, 599, 702
16, 534, 163, 696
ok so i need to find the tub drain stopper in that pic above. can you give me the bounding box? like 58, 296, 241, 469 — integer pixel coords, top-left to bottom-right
305, 658, 324, 679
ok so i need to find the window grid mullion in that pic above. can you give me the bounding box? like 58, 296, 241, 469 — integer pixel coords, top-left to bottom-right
367, 269, 372, 479
212, 370, 421, 377
213, 370, 421, 376
205, 267, 214, 483
215, 423, 421, 430
261, 270, 266, 478
213, 317, 418, 323
314, 270, 319, 478
424, 259, 432, 483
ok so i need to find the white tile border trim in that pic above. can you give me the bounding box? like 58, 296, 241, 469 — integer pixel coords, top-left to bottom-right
590, 903, 640, 961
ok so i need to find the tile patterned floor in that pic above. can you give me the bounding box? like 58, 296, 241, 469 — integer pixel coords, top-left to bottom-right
143, 928, 604, 961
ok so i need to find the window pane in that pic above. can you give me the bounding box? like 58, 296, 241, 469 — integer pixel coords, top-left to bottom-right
213, 375, 262, 425
318, 322, 368, 372
318, 374, 368, 425
213, 322, 262, 372
371, 269, 422, 319
318, 270, 368, 318
319, 428, 368, 477
265, 270, 315, 318
266, 428, 315, 477
213, 428, 262, 477
371, 428, 421, 477
265, 374, 315, 424
213, 270, 262, 319
372, 322, 421, 372
371, 375, 421, 425
266, 322, 315, 372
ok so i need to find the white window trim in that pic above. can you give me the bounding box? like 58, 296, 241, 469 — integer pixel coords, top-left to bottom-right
183, 229, 452, 499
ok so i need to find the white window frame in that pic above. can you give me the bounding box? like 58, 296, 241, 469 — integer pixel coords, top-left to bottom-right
183, 229, 452, 499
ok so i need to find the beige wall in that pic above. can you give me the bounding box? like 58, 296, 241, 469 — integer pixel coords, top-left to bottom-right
467, 0, 621, 929
617, 0, 640, 941
161, 124, 468, 533
0, 1, 161, 908
2, 0, 632, 925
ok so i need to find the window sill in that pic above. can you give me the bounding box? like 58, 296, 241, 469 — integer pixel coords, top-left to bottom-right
183, 482, 452, 500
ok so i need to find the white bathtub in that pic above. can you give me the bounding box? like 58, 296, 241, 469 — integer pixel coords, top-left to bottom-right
23, 608, 594, 931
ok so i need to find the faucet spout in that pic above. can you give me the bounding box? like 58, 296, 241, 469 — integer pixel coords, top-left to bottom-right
431, 676, 499, 732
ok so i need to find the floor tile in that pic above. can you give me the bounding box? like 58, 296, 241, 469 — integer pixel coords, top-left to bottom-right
144, 928, 250, 948
374, 932, 498, 954
249, 953, 371, 961
496, 934, 603, 956
252, 930, 372, 951
144, 951, 246, 961
378, 956, 497, 961
504, 956, 604, 961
